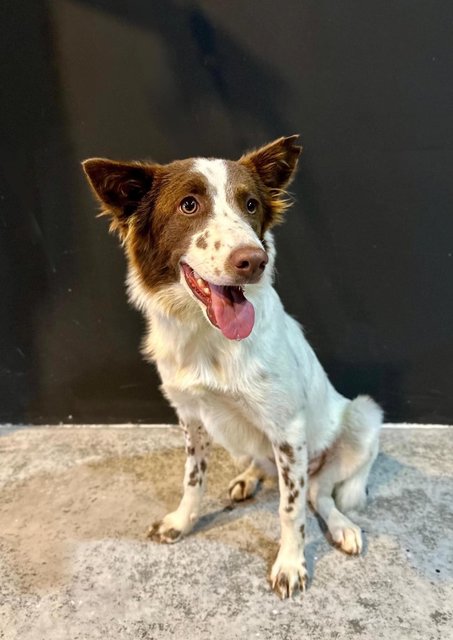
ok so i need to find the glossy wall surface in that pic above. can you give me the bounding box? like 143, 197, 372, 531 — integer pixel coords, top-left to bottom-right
1, 1, 453, 424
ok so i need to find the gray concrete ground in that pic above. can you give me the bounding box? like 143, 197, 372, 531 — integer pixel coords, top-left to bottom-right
0, 425, 452, 640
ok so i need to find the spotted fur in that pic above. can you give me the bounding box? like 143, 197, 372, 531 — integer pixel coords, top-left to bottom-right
83, 136, 383, 599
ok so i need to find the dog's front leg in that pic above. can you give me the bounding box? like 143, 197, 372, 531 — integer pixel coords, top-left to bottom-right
270, 419, 308, 598
147, 420, 211, 543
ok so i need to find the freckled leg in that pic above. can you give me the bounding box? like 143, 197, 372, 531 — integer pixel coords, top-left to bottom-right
147, 421, 212, 543
270, 423, 308, 599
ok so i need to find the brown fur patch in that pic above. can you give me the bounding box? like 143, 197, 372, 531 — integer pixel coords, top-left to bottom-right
275, 572, 289, 597
281, 465, 291, 487
188, 464, 199, 486
84, 158, 214, 295
196, 235, 208, 249
214, 240, 221, 250
126, 162, 214, 293
279, 443, 296, 464
82, 159, 155, 237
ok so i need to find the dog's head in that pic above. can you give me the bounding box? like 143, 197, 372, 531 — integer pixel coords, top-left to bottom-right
83, 135, 301, 340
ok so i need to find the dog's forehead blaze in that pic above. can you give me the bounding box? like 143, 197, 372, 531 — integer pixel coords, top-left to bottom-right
194, 158, 261, 204
193, 158, 269, 238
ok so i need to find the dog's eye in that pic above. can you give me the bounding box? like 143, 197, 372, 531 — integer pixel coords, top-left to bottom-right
246, 198, 258, 214
180, 196, 199, 215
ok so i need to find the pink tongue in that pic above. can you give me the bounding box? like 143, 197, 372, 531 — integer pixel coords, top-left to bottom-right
208, 284, 255, 340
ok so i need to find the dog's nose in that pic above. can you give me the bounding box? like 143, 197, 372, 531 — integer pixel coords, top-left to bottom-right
228, 246, 268, 282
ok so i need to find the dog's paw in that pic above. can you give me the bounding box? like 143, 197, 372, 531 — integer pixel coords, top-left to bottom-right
270, 552, 308, 599
331, 523, 363, 555
146, 511, 192, 544
147, 521, 182, 543
228, 475, 259, 502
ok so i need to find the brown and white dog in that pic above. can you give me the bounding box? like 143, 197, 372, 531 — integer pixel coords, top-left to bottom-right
83, 136, 382, 598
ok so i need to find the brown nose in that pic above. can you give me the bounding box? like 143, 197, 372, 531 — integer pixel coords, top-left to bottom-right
228, 246, 268, 282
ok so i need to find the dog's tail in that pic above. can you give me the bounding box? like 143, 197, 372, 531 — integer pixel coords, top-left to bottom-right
334, 395, 383, 512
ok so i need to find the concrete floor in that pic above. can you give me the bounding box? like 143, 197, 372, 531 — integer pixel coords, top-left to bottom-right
0, 425, 452, 640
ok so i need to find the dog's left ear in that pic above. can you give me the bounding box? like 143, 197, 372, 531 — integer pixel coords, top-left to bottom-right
240, 135, 302, 190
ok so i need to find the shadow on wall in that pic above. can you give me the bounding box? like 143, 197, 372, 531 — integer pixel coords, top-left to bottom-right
3, 0, 442, 423
1, 0, 303, 423
75, 0, 294, 152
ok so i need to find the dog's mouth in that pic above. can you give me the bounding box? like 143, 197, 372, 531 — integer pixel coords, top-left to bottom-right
181, 263, 255, 341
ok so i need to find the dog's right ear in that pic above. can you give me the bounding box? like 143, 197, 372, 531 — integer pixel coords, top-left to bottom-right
82, 158, 156, 237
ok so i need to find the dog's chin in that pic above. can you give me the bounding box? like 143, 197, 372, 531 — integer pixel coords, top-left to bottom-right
180, 263, 255, 341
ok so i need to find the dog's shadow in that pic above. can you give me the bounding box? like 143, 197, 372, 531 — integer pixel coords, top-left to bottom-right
173, 448, 451, 587
188, 483, 361, 588
4, 438, 450, 593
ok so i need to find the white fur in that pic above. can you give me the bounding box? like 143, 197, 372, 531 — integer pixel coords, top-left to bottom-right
129, 158, 383, 598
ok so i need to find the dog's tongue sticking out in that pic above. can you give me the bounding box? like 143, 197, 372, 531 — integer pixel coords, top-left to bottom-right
181, 264, 255, 340
207, 284, 255, 340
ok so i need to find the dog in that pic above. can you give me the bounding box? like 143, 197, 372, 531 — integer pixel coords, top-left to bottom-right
82, 135, 382, 598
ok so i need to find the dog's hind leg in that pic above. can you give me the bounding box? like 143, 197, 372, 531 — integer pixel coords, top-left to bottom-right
228, 457, 277, 502
308, 395, 382, 555
309, 464, 365, 555
334, 439, 379, 513
147, 420, 212, 543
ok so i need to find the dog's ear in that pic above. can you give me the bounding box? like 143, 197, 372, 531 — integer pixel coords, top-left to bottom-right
240, 135, 302, 229
82, 158, 157, 238
240, 135, 302, 190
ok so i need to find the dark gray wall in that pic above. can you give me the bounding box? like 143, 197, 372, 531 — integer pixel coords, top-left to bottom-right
1, 0, 453, 424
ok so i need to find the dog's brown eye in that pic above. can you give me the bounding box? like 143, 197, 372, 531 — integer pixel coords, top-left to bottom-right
246, 198, 258, 214
180, 196, 199, 215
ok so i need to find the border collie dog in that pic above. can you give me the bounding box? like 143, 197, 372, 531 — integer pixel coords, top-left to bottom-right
83, 136, 382, 598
